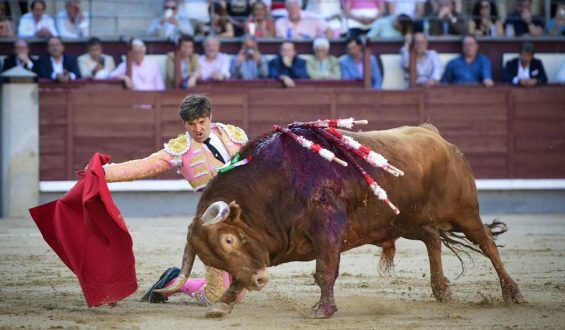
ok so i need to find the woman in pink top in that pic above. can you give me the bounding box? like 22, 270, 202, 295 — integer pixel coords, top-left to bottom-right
343, 0, 385, 37
244, 1, 275, 38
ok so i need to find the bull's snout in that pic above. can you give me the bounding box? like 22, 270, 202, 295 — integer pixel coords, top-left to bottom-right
251, 269, 270, 291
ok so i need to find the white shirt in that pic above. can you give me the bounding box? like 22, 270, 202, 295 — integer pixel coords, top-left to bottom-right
18, 12, 58, 38
517, 63, 530, 80
56, 10, 90, 39
386, 0, 425, 19
50, 56, 76, 80
203, 131, 231, 164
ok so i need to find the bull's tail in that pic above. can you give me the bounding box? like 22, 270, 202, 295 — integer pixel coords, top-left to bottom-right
439, 219, 507, 279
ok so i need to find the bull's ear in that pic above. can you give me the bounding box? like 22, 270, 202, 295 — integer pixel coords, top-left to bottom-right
228, 200, 241, 223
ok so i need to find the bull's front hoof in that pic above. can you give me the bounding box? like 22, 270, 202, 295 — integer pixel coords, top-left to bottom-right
311, 303, 337, 319
432, 282, 452, 303
504, 288, 526, 305
205, 302, 233, 318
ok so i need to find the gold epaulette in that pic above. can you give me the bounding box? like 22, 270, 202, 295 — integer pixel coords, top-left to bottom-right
216, 123, 248, 145
163, 133, 191, 157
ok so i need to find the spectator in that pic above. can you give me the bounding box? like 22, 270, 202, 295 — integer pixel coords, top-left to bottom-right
147, 0, 193, 39
229, 35, 268, 79
110, 39, 165, 91
199, 36, 230, 81
343, 0, 385, 37
178, 0, 210, 36
0, 3, 15, 37
503, 42, 547, 87
557, 62, 565, 83
504, 0, 544, 37
208, 1, 235, 37
367, 13, 414, 39
306, 37, 341, 80
222, 0, 253, 36
268, 41, 308, 87
18, 0, 58, 38
78, 37, 115, 80
1, 39, 37, 73
468, 0, 504, 37
548, 1, 565, 36
306, 0, 345, 37
166, 35, 201, 88
275, 0, 331, 39
428, 0, 466, 36
441, 34, 493, 87
36, 36, 80, 82
386, 0, 425, 20
244, 1, 276, 38
400, 32, 442, 87
56, 0, 89, 39
340, 36, 382, 90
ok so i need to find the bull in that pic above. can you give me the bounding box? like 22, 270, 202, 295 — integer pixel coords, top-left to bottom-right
156, 124, 524, 318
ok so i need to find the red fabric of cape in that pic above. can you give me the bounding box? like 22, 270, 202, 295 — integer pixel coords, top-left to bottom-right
29, 153, 137, 307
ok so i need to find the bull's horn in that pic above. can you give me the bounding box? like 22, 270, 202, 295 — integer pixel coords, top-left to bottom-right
154, 238, 195, 295
202, 201, 230, 227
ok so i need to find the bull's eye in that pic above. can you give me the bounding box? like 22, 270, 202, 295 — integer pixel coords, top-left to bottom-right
226, 236, 233, 244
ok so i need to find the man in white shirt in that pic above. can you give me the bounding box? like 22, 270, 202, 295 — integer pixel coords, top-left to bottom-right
18, 0, 58, 38
110, 39, 165, 91
147, 0, 193, 39
78, 37, 116, 79
199, 36, 230, 81
56, 0, 90, 39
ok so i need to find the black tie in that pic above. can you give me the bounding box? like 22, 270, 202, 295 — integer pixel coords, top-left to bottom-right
204, 137, 226, 164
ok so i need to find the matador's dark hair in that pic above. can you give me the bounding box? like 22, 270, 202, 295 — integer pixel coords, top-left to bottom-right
179, 94, 212, 122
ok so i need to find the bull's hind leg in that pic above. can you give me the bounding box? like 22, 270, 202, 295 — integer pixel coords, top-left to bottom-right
404, 226, 452, 302
457, 217, 525, 304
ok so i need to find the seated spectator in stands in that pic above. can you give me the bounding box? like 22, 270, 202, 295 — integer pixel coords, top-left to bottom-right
367, 14, 413, 39
441, 34, 493, 87
56, 0, 89, 39
208, 1, 234, 37
178, 0, 210, 36
36, 36, 80, 82
230, 35, 268, 79
268, 41, 308, 87
400, 32, 442, 87
386, 0, 425, 20
275, 0, 331, 39
0, 3, 15, 37
1, 39, 37, 73
504, 0, 544, 37
222, 0, 253, 36
503, 42, 547, 87
343, 0, 385, 37
147, 0, 193, 39
306, 0, 345, 37
166, 35, 200, 88
199, 36, 230, 81
468, 0, 503, 37
244, 1, 276, 38
78, 37, 115, 80
340, 36, 382, 90
557, 63, 565, 84
110, 39, 165, 91
428, 0, 466, 36
18, 0, 58, 38
306, 37, 341, 80
548, 1, 565, 36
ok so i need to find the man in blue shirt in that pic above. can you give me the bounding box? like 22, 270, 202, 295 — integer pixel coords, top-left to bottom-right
340, 36, 382, 90
268, 41, 308, 87
441, 34, 494, 87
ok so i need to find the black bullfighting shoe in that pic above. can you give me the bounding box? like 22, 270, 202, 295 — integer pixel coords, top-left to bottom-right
141, 267, 180, 303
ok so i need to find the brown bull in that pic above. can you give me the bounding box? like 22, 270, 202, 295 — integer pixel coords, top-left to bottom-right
156, 124, 524, 318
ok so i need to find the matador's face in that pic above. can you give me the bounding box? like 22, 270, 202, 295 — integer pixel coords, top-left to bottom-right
185, 116, 212, 143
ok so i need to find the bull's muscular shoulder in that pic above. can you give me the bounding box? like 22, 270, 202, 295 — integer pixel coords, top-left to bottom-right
216, 123, 248, 145
163, 133, 190, 156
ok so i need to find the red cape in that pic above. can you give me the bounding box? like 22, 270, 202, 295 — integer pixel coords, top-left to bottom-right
30, 153, 138, 307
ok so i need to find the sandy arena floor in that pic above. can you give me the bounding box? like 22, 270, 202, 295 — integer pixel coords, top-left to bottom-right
0, 214, 564, 329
